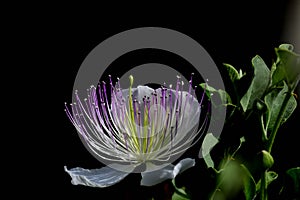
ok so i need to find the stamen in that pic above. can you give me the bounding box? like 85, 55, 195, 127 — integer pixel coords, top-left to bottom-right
65, 75, 207, 165
160, 112, 170, 149
169, 89, 173, 115
128, 75, 135, 127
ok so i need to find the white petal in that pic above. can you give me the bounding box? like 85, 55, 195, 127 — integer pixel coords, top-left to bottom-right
140, 158, 195, 186
159, 88, 201, 134
122, 86, 154, 102
172, 158, 195, 177
64, 165, 131, 187
179, 91, 201, 127
140, 164, 175, 186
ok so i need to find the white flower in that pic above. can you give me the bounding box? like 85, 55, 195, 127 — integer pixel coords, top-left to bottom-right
64, 75, 208, 187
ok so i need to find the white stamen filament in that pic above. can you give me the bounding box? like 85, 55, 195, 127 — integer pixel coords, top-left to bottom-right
65, 76, 209, 166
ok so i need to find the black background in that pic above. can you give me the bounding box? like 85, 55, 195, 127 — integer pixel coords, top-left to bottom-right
30, 1, 300, 199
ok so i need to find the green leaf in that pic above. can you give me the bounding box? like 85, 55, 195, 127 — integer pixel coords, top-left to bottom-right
240, 55, 270, 112
172, 191, 190, 200
286, 167, 300, 193
223, 63, 245, 82
240, 164, 256, 200
199, 83, 232, 105
264, 83, 297, 132
201, 133, 219, 168
199, 82, 217, 93
279, 43, 294, 51
240, 136, 246, 143
282, 95, 297, 124
256, 171, 278, 192
266, 171, 278, 185
272, 46, 300, 90
215, 161, 255, 199
172, 179, 191, 200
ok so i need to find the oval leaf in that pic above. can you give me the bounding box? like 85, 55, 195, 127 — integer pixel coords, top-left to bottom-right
265, 83, 297, 132
240, 55, 270, 112
286, 167, 300, 194
272, 47, 300, 90
200, 133, 219, 168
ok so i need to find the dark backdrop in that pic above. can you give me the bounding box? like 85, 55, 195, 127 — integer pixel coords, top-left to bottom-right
50, 1, 300, 199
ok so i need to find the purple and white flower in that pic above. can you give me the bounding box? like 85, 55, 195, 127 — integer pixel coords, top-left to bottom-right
64, 75, 208, 187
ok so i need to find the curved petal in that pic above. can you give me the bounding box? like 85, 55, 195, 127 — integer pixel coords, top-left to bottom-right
64, 165, 131, 187
122, 86, 154, 102
173, 158, 195, 177
156, 88, 201, 133
140, 158, 195, 186
140, 164, 174, 186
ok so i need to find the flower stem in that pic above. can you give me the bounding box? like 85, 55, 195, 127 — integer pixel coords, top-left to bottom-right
260, 170, 268, 200
260, 114, 267, 143
260, 90, 292, 200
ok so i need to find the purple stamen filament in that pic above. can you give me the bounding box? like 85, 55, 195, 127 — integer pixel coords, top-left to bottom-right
65, 75, 209, 164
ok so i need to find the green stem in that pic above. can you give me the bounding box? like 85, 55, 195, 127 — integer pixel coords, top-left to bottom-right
260, 115, 267, 143
260, 90, 292, 199
260, 170, 268, 200
266, 91, 292, 152
172, 179, 190, 199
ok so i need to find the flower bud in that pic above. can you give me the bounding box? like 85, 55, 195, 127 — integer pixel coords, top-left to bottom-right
255, 99, 267, 113
260, 150, 274, 169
